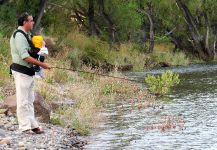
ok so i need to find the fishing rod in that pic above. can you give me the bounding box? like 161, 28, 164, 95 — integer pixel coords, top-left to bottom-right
51, 66, 144, 83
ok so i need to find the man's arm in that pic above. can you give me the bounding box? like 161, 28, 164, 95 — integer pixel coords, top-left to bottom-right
24, 57, 51, 69
14, 33, 51, 69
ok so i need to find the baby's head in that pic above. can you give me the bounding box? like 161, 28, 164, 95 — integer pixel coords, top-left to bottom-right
32, 35, 44, 48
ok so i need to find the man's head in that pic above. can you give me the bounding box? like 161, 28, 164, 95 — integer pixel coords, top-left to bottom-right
18, 12, 34, 32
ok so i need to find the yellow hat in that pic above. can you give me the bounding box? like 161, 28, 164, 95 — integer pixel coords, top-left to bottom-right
32, 35, 43, 48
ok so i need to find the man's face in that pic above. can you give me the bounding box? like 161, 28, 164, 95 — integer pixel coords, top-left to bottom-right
23, 16, 34, 31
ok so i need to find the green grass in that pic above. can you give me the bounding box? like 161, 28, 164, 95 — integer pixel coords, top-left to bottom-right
151, 51, 190, 66
57, 31, 149, 71
44, 66, 155, 135
0, 32, 11, 86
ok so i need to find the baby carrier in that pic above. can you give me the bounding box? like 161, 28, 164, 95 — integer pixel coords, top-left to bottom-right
10, 30, 45, 76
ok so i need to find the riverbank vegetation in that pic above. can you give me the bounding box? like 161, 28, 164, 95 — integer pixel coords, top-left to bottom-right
29, 62, 155, 135
1, 0, 217, 135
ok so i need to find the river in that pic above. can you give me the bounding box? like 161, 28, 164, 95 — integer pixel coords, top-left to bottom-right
84, 64, 217, 150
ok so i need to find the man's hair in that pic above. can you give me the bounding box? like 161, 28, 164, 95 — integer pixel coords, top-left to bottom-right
18, 12, 31, 26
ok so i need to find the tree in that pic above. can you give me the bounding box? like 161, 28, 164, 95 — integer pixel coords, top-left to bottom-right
137, 0, 154, 53
176, 0, 214, 61
33, 0, 48, 34
98, 0, 115, 44
88, 0, 97, 36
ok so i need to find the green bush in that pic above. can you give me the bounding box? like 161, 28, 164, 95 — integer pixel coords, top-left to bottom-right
145, 71, 180, 96
50, 113, 62, 126
81, 45, 107, 67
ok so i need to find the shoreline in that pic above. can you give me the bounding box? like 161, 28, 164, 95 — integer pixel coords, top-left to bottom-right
0, 113, 87, 149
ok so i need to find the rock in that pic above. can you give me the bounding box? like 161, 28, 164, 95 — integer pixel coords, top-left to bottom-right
0, 115, 86, 149
2, 92, 51, 123
100, 63, 133, 72
0, 84, 16, 98
18, 147, 27, 150
7, 126, 16, 131
2, 95, 17, 114
117, 64, 133, 71
0, 103, 4, 109
18, 141, 25, 147
4, 109, 14, 117
0, 129, 6, 137
44, 37, 57, 56
34, 92, 51, 123
0, 138, 11, 145
0, 109, 7, 114
158, 62, 170, 67
50, 100, 75, 111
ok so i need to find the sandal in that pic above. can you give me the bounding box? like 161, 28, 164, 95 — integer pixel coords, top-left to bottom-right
32, 127, 45, 134
22, 129, 36, 135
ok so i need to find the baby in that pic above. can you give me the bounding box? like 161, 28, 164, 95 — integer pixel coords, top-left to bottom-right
32, 35, 49, 78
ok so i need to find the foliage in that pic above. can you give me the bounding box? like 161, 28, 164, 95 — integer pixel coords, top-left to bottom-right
0, 34, 10, 86
0, 33, 10, 57
1, 0, 217, 62
145, 71, 180, 95
107, 0, 143, 41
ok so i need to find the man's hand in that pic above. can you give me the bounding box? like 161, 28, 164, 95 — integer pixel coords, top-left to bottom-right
24, 57, 51, 69
40, 63, 51, 69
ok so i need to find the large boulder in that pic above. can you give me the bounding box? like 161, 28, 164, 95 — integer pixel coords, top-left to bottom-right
50, 100, 75, 111
1, 92, 51, 123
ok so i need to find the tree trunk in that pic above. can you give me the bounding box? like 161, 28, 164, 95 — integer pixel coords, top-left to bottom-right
88, 0, 97, 36
33, 0, 48, 34
137, 8, 154, 53
0, 0, 5, 5
176, 0, 214, 61
146, 11, 154, 53
214, 35, 216, 55
98, 0, 115, 44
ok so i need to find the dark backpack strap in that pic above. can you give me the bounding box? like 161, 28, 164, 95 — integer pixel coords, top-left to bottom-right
13, 30, 35, 48
13, 29, 40, 59
12, 29, 43, 73
10, 63, 35, 76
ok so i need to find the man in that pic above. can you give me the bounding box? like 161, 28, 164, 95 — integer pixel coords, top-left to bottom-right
10, 12, 51, 134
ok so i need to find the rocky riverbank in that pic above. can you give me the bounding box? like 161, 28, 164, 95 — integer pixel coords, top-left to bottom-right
0, 113, 87, 150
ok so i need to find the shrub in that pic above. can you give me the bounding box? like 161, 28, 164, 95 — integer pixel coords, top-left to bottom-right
145, 71, 180, 96
50, 113, 62, 126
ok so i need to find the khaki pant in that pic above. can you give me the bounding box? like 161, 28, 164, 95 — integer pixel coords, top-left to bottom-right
12, 71, 39, 131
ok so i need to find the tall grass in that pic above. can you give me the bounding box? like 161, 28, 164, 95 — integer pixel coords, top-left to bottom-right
108, 43, 148, 71
59, 31, 149, 71
152, 51, 190, 66
0, 35, 11, 86
47, 66, 155, 135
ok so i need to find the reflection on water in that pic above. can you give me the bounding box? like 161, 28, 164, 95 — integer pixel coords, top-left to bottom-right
85, 64, 217, 150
